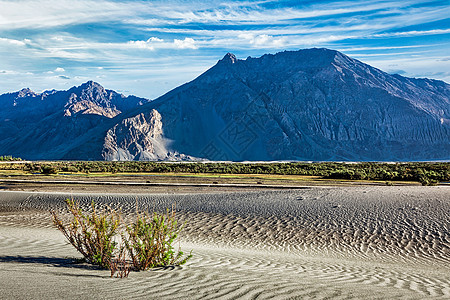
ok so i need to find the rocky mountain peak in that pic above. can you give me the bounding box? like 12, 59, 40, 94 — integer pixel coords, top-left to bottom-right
59, 81, 149, 118
79, 80, 102, 89
17, 88, 37, 98
64, 81, 121, 117
68, 81, 108, 103
289, 48, 342, 69
78, 81, 106, 95
220, 52, 238, 64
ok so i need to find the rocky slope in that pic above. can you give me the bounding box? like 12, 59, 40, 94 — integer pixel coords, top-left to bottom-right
1, 48, 449, 161
101, 109, 194, 161
110, 48, 449, 161
0, 81, 149, 160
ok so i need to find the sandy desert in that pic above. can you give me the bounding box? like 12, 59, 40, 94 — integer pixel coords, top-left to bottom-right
0, 184, 449, 299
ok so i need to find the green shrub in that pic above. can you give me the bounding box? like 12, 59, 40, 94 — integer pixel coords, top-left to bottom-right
123, 207, 192, 271
41, 165, 58, 175
418, 175, 438, 186
51, 200, 120, 269
51, 200, 191, 277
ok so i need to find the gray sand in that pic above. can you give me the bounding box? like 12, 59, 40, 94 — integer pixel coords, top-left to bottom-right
0, 186, 449, 299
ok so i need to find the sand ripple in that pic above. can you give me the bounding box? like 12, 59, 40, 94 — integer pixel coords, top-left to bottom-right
0, 186, 449, 299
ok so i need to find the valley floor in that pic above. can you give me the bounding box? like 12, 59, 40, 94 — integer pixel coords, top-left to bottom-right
0, 184, 448, 299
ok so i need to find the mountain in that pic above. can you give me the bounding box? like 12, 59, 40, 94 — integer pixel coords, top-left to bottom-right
0, 81, 149, 160
99, 48, 449, 161
1, 48, 449, 161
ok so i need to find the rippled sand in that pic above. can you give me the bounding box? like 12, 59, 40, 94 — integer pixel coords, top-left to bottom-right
0, 186, 449, 299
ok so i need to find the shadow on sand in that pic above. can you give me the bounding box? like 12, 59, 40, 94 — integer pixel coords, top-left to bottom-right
0, 255, 101, 271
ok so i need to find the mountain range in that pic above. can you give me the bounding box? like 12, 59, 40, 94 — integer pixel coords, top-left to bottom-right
1, 48, 449, 161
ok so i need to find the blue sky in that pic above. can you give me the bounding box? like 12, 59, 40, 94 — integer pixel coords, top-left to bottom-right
0, 0, 449, 99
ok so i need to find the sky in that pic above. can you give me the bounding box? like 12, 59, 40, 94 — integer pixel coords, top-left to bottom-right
0, 0, 449, 99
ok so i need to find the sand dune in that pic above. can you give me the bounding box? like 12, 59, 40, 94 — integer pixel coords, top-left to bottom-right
0, 186, 449, 299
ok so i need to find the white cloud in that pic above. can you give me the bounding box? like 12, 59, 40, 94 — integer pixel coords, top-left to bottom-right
174, 38, 197, 49
0, 37, 28, 46
337, 45, 432, 52
0, 0, 147, 29
148, 37, 164, 42
55, 67, 65, 72
372, 29, 450, 38
161, 1, 412, 25
127, 37, 164, 50
238, 33, 287, 48
0, 70, 19, 75
128, 40, 155, 50
127, 37, 197, 50
0, 70, 33, 76
0, 0, 429, 32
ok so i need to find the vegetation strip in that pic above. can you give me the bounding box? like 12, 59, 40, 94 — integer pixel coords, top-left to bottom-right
0, 179, 311, 189
0, 161, 448, 185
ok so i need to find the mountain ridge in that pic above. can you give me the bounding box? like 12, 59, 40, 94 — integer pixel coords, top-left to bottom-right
1, 48, 449, 161
0, 80, 150, 160
122, 48, 448, 161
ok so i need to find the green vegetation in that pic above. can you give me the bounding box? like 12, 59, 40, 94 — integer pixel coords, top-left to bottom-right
0, 155, 22, 161
51, 200, 191, 278
0, 161, 450, 185
51, 200, 121, 269
124, 207, 192, 271
41, 165, 58, 175
1, 161, 449, 185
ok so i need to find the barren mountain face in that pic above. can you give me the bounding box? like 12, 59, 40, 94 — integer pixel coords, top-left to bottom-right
102, 109, 166, 160
0, 49, 449, 161
124, 48, 449, 161
0, 81, 149, 160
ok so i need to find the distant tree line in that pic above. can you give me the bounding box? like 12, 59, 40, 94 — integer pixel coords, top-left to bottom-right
0, 155, 22, 161
0, 161, 448, 186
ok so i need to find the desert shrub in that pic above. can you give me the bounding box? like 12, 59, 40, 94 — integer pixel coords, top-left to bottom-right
418, 175, 438, 186
123, 207, 192, 271
41, 165, 58, 174
51, 200, 191, 277
326, 169, 354, 180
51, 200, 121, 269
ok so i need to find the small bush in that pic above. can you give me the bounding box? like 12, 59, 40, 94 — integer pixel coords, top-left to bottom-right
419, 175, 438, 186
51, 200, 120, 269
51, 200, 191, 277
123, 207, 192, 271
41, 165, 58, 175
